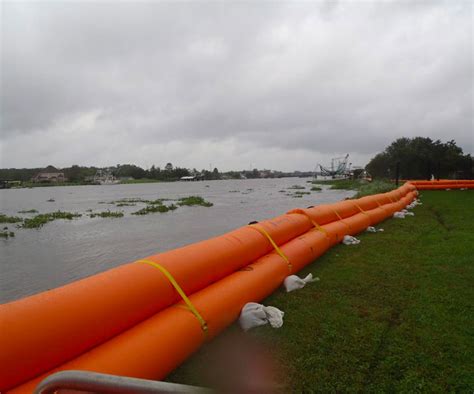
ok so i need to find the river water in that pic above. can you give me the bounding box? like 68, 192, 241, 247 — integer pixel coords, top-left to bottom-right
0, 178, 353, 303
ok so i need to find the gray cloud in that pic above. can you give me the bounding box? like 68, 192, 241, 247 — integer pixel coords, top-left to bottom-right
1, 1, 472, 170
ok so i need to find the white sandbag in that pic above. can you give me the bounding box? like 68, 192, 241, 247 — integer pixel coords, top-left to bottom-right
404, 211, 414, 216
342, 235, 360, 245
238, 302, 285, 331
406, 201, 417, 209
406, 198, 422, 209
366, 226, 384, 233
393, 211, 406, 219
283, 273, 319, 292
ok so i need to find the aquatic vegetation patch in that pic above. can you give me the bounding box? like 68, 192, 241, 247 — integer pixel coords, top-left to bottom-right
89, 211, 124, 218
132, 204, 177, 215
116, 198, 150, 203
21, 211, 82, 229
148, 199, 166, 205
177, 196, 213, 207
288, 185, 306, 190
311, 186, 322, 191
18, 209, 39, 214
0, 214, 23, 224
0, 230, 15, 239
105, 198, 166, 206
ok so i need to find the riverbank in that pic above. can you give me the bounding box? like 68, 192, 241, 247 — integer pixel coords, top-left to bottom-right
167, 190, 474, 392
311, 178, 396, 197
6, 179, 166, 189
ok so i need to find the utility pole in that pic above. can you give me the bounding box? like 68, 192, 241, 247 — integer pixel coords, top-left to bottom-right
395, 162, 400, 186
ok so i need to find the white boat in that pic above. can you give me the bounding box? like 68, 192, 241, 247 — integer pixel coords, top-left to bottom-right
93, 169, 120, 185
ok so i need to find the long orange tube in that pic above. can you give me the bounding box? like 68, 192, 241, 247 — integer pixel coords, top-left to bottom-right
2, 184, 419, 392
407, 180, 474, 190
0, 214, 312, 391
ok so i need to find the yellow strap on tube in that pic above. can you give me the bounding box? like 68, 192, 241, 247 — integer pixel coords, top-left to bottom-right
353, 203, 370, 216
249, 224, 292, 271
137, 259, 208, 333
295, 211, 329, 236
332, 210, 352, 230
332, 209, 343, 220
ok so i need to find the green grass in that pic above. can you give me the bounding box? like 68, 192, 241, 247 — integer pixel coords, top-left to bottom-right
167, 190, 474, 392
355, 180, 397, 198
311, 179, 396, 198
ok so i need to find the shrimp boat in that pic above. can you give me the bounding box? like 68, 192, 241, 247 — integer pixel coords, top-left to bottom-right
93, 169, 120, 185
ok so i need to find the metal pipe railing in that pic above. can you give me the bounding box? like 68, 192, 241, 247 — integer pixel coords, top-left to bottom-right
34, 370, 213, 394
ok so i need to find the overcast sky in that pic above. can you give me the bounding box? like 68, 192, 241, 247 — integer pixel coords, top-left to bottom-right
1, 1, 472, 171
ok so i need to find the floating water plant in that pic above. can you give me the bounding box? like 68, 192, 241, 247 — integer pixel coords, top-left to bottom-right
0, 214, 23, 224
132, 204, 175, 215
115, 198, 150, 203
115, 202, 137, 207
311, 186, 322, 191
288, 185, 306, 190
148, 199, 166, 205
21, 211, 82, 229
89, 211, 124, 218
18, 209, 39, 214
177, 196, 213, 207
0, 230, 15, 239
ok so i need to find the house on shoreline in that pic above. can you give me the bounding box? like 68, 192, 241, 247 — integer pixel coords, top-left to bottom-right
32, 166, 67, 183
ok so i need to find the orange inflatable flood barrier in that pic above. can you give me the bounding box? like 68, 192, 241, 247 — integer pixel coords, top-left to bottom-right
407, 179, 474, 190
1, 183, 420, 392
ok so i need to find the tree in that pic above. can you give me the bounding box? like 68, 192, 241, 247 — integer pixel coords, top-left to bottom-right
115, 164, 147, 179
64, 165, 81, 182
212, 167, 220, 180
366, 137, 472, 179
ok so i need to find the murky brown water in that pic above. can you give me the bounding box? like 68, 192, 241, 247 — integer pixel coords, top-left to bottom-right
0, 178, 354, 303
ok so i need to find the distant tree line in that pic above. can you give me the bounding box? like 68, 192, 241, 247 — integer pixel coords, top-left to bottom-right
366, 137, 473, 180
0, 162, 305, 182
0, 163, 225, 182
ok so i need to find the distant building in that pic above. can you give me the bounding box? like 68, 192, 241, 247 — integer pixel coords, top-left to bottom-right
32, 166, 67, 183
180, 174, 204, 181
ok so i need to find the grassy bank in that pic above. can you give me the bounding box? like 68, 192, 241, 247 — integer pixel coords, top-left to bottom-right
167, 190, 474, 392
311, 178, 396, 197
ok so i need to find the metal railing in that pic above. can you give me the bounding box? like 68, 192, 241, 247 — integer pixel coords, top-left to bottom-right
34, 370, 213, 394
